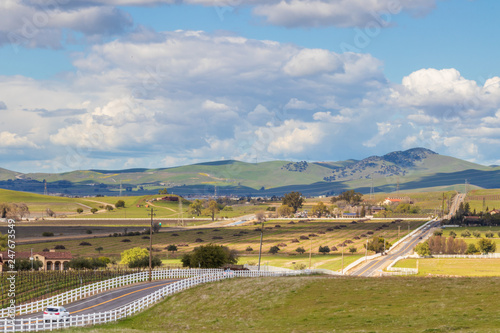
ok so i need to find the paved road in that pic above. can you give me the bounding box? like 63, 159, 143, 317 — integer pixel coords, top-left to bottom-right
350, 219, 440, 277
350, 192, 466, 277
18, 279, 180, 321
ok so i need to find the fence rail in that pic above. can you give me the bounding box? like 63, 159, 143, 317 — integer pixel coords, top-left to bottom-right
0, 268, 222, 319
1, 269, 307, 332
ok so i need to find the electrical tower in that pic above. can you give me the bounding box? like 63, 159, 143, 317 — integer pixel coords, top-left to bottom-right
119, 180, 123, 197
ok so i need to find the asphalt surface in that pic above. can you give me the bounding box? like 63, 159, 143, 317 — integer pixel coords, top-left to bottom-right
350, 219, 440, 277
350, 193, 466, 277
17, 279, 180, 321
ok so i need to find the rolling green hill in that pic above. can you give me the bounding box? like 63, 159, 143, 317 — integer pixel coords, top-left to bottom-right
1, 148, 499, 196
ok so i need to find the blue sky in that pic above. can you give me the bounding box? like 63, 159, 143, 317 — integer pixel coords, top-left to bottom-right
1, 0, 500, 173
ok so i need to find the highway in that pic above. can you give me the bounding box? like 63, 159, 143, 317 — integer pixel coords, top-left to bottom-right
350, 192, 466, 277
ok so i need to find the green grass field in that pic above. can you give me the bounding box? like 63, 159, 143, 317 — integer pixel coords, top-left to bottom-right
68, 276, 500, 332
394, 258, 500, 276
465, 189, 500, 213
439, 226, 500, 252
16, 219, 425, 264
163, 253, 364, 271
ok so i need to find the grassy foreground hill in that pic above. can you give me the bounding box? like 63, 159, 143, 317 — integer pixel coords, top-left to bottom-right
70, 276, 500, 332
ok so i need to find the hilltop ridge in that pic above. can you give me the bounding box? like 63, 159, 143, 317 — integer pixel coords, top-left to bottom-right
0, 148, 498, 196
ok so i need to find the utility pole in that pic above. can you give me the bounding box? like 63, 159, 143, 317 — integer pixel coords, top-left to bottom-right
257, 219, 264, 271
309, 238, 312, 269
148, 207, 156, 282
365, 237, 368, 261
341, 244, 344, 274
398, 226, 401, 240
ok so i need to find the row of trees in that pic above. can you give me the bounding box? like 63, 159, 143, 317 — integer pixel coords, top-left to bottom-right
415, 235, 497, 256
188, 199, 220, 221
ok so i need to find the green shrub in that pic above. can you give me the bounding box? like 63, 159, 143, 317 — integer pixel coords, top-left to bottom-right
473, 230, 481, 238
461, 230, 471, 238
42, 232, 54, 237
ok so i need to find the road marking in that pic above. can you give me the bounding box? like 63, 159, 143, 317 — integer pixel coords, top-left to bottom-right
65, 280, 179, 310
0, 281, 179, 330
70, 281, 175, 314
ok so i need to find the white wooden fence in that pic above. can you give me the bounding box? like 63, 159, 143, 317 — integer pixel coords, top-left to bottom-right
1, 269, 305, 332
383, 256, 418, 275
0, 269, 222, 318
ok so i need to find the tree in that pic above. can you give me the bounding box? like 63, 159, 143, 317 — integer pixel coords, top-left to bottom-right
331, 190, 363, 205
180, 244, 238, 268
433, 229, 443, 236
115, 200, 125, 208
269, 246, 280, 254
12, 259, 43, 271
282, 192, 304, 213
449, 230, 457, 238
120, 247, 149, 266
464, 202, 471, 214
129, 256, 162, 269
167, 244, 178, 254
295, 246, 306, 254
461, 229, 471, 238
246, 246, 253, 252
415, 242, 431, 256
277, 204, 293, 217
255, 211, 266, 222
158, 188, 168, 195
466, 243, 478, 254
189, 199, 203, 216
46, 208, 55, 217
90, 208, 98, 214
76, 208, 84, 214
311, 202, 329, 217
68, 257, 108, 270
203, 200, 220, 221
95, 246, 103, 254
17, 203, 29, 219
318, 245, 330, 254
365, 237, 391, 253
105, 205, 114, 211
349, 246, 357, 254
477, 238, 496, 254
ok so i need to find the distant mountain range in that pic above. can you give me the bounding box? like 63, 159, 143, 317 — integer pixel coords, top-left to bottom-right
0, 148, 499, 197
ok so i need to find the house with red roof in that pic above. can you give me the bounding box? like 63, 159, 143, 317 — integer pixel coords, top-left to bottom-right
0, 250, 72, 272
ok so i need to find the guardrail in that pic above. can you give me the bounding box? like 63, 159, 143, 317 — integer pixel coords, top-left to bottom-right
344, 219, 436, 275
0, 269, 223, 319
1, 270, 306, 332
387, 218, 436, 252
343, 253, 382, 274
384, 256, 418, 275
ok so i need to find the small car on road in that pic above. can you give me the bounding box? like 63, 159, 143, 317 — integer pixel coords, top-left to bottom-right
43, 306, 70, 323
